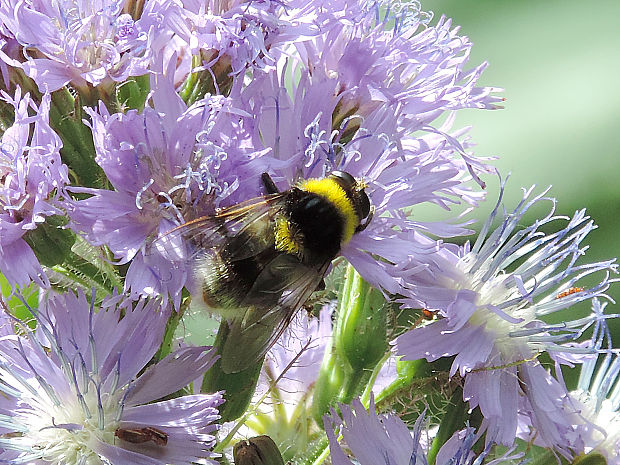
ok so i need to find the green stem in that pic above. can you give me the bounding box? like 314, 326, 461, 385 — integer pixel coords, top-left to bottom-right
63, 249, 121, 292
301, 437, 329, 465
154, 296, 188, 361
360, 351, 391, 406
308, 442, 330, 465
338, 366, 367, 405
427, 388, 468, 465
263, 365, 287, 425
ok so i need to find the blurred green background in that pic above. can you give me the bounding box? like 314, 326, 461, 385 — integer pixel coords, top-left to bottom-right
419, 0, 620, 339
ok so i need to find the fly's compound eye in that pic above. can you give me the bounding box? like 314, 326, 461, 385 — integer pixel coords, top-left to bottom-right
330, 170, 371, 221
330, 170, 356, 189
358, 189, 371, 220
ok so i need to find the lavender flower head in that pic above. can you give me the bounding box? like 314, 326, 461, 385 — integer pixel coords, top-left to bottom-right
0, 0, 173, 92
324, 397, 522, 465
238, 1, 503, 295
0, 88, 66, 287
395, 184, 618, 452
68, 91, 271, 305
0, 290, 223, 464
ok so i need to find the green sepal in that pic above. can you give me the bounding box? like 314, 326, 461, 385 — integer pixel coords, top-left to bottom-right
233, 436, 285, 465
427, 387, 469, 465
179, 52, 234, 105
201, 320, 264, 422
572, 453, 608, 465
0, 274, 38, 329
23, 215, 75, 268
116, 74, 150, 112
49, 89, 104, 189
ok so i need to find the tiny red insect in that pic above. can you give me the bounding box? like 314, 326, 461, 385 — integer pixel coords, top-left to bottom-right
555, 287, 584, 299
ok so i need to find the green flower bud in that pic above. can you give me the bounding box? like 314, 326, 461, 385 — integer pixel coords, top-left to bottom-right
233, 436, 285, 465
334, 264, 388, 373
313, 264, 388, 420
49, 89, 103, 188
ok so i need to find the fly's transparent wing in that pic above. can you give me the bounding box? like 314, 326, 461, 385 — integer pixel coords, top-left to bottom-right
154, 193, 286, 263
220, 254, 330, 373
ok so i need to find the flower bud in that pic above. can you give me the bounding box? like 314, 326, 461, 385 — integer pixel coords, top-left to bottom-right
116, 74, 149, 111
233, 436, 285, 465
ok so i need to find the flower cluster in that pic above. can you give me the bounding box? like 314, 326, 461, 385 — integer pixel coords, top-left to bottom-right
0, 291, 221, 464
0, 89, 66, 287
395, 184, 618, 453
0, 0, 617, 464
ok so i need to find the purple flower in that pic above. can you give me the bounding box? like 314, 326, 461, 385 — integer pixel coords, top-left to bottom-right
242, 67, 493, 295
572, 348, 620, 464
262, 304, 334, 401
0, 290, 222, 465
0, 88, 67, 287
294, 7, 501, 130
394, 184, 618, 452
229, 5, 502, 297
67, 92, 271, 305
167, 0, 352, 84
324, 397, 522, 465
0, 0, 174, 92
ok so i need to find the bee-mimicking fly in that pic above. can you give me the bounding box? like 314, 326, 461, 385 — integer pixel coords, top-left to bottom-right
165, 170, 372, 373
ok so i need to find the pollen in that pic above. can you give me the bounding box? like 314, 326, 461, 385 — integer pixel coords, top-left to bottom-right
275, 216, 303, 256
300, 178, 357, 244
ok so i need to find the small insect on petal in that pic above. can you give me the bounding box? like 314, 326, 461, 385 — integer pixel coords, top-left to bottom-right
115, 427, 169, 446
556, 287, 585, 299
422, 308, 436, 320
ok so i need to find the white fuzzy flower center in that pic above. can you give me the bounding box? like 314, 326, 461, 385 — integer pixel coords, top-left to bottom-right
16, 383, 120, 465
455, 252, 536, 354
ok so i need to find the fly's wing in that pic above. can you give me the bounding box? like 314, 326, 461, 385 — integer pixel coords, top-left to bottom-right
155, 193, 286, 263
220, 254, 330, 374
